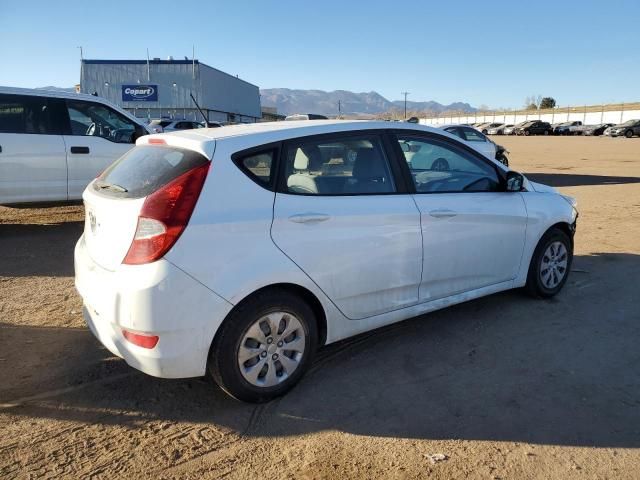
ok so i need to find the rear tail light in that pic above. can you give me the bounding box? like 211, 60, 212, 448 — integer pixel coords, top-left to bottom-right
123, 163, 209, 265
122, 329, 159, 349
148, 137, 166, 144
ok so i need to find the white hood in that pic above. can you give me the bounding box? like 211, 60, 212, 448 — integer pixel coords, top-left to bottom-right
527, 179, 558, 194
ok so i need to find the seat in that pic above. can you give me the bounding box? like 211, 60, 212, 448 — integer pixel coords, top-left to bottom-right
287, 146, 323, 194
344, 148, 393, 194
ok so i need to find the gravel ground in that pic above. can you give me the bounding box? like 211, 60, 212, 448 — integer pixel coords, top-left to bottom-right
1, 136, 639, 479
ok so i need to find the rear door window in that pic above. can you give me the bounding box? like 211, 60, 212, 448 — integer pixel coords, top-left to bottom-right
0, 94, 56, 134
94, 145, 210, 198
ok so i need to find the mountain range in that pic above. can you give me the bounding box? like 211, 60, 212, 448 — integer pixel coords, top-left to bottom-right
35, 85, 476, 116
259, 88, 476, 116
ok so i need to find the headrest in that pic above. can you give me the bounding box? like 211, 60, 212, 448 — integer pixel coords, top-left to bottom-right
294, 148, 309, 170
352, 148, 387, 179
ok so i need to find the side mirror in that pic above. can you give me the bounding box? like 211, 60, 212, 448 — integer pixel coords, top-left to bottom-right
506, 171, 524, 192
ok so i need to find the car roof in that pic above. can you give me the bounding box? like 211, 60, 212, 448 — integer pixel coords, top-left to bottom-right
138, 120, 468, 160
0, 85, 147, 128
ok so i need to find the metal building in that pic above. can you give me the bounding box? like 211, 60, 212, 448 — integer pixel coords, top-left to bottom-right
80, 58, 261, 123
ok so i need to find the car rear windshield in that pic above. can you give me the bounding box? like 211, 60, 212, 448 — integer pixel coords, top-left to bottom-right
93, 145, 210, 198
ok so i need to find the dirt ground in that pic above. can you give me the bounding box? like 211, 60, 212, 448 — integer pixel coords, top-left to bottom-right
1, 136, 639, 479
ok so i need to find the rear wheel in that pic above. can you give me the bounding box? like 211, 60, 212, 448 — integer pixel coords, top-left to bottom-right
525, 228, 573, 298
208, 289, 318, 402
544, 130, 549, 136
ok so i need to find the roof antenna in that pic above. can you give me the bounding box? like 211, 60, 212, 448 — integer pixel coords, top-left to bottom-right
190, 92, 208, 124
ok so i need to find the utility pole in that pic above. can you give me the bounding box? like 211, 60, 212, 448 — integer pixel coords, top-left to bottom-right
338, 100, 341, 119
401, 92, 410, 119
77, 46, 83, 91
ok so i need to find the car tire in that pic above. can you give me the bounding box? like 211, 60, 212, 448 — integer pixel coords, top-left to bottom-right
524, 130, 530, 136
625, 130, 633, 138
525, 228, 573, 298
482, 129, 488, 134
208, 289, 319, 403
544, 130, 549, 136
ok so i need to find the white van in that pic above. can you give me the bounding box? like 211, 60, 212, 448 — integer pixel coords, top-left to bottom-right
0, 87, 150, 204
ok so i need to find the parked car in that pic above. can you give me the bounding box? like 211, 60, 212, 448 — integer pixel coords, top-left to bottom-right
75, 120, 577, 402
504, 123, 524, 135
583, 123, 615, 136
149, 119, 205, 133
0, 86, 150, 204
478, 123, 504, 135
438, 124, 499, 162
553, 121, 582, 135
607, 119, 640, 138
284, 114, 329, 121
202, 121, 223, 128
488, 124, 513, 135
473, 122, 492, 133
514, 121, 552, 136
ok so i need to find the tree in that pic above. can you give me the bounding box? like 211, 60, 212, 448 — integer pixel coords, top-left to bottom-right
540, 97, 556, 109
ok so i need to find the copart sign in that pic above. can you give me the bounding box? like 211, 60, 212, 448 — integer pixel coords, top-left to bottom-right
122, 85, 158, 102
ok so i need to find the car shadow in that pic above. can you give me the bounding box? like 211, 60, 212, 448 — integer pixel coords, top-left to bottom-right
525, 173, 640, 187
2, 252, 639, 448
0, 222, 83, 277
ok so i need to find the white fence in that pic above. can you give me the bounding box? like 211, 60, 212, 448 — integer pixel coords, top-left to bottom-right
420, 104, 640, 126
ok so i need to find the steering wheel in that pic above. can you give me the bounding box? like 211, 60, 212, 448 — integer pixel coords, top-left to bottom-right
431, 157, 450, 171
85, 123, 96, 136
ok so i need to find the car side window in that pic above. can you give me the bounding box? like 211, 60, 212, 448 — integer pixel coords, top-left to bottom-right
396, 135, 500, 193
0, 94, 54, 134
461, 128, 487, 142
234, 149, 274, 188
283, 135, 396, 195
66, 100, 138, 143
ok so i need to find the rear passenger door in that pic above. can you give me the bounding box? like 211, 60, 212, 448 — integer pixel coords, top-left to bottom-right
271, 131, 422, 320
63, 99, 137, 199
0, 93, 67, 203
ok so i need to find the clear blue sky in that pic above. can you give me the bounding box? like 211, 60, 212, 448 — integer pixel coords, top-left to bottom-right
1, 0, 639, 108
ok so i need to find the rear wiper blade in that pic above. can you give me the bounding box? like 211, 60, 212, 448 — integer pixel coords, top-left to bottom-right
95, 180, 128, 193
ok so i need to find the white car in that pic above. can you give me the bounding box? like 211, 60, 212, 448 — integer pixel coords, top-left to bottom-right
0, 87, 151, 204
75, 120, 578, 402
437, 124, 498, 159
148, 119, 207, 133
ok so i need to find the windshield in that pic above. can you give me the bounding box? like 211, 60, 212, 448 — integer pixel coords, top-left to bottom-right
619, 119, 637, 126
94, 145, 210, 198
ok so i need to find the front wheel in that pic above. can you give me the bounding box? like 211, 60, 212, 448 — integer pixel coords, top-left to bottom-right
625, 130, 634, 138
524, 130, 530, 136
208, 289, 318, 402
525, 228, 573, 298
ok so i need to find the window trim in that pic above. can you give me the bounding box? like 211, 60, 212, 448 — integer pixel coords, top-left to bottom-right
275, 129, 410, 197
389, 129, 507, 195
231, 141, 281, 191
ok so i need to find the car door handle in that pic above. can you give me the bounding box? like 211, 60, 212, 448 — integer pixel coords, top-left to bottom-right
70, 146, 90, 154
429, 209, 457, 218
288, 213, 330, 224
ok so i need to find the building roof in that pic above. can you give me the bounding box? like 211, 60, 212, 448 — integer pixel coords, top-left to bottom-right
82, 59, 258, 89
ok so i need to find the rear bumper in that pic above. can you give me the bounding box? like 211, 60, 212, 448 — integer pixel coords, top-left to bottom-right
74, 235, 233, 378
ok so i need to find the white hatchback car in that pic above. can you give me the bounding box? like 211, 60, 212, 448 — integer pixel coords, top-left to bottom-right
437, 124, 497, 159
75, 120, 578, 402
0, 87, 150, 204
